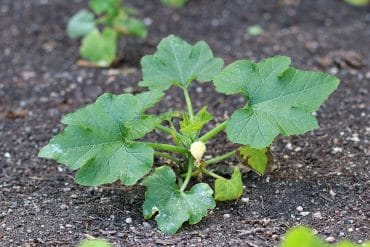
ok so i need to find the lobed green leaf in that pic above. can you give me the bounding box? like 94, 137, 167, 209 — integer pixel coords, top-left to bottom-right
143, 166, 216, 234
39, 92, 163, 186
214, 56, 340, 148
214, 168, 243, 201
139, 35, 224, 91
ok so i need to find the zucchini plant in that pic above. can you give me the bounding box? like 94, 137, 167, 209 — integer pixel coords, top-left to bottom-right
67, 0, 147, 67
39, 35, 339, 234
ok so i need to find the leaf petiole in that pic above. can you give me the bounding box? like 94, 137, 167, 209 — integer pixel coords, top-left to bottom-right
201, 167, 225, 180
183, 88, 194, 121
198, 121, 227, 142
180, 158, 194, 192
145, 142, 188, 154
205, 149, 237, 165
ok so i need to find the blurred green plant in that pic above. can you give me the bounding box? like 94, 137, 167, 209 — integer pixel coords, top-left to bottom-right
79, 239, 112, 247
67, 0, 147, 67
247, 25, 264, 36
281, 226, 370, 247
344, 0, 370, 6
161, 0, 188, 8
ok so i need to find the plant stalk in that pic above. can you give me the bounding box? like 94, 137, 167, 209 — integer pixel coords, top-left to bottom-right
201, 167, 225, 180
180, 158, 194, 192
198, 121, 227, 142
205, 150, 237, 165
146, 143, 188, 154
183, 88, 194, 121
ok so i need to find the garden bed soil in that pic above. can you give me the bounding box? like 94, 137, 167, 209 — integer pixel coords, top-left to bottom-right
0, 0, 369, 246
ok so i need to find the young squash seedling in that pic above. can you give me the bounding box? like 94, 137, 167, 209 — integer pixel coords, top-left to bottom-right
39, 35, 339, 234
67, 0, 147, 67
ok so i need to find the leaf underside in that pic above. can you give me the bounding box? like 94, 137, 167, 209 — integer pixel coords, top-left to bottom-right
143, 166, 216, 234
139, 35, 224, 91
38, 92, 163, 186
213, 56, 340, 148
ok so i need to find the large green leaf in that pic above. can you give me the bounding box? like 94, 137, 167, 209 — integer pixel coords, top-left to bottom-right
214, 168, 243, 201
39, 92, 163, 186
80, 28, 117, 67
213, 56, 339, 148
89, 0, 120, 14
237, 145, 272, 175
139, 35, 224, 91
67, 10, 96, 39
143, 166, 216, 234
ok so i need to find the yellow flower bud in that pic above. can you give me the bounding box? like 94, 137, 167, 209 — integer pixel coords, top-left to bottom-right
190, 141, 206, 164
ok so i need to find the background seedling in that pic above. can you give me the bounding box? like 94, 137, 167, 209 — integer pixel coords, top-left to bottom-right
67, 0, 147, 67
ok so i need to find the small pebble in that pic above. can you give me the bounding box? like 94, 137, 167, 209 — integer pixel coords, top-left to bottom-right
125, 217, 132, 224
296, 206, 303, 212
331, 147, 342, 154
300, 211, 310, 216
312, 211, 322, 219
347, 134, 360, 143
285, 143, 293, 150
223, 214, 231, 218
325, 236, 336, 243
241, 197, 250, 203
329, 189, 336, 197
4, 152, 11, 158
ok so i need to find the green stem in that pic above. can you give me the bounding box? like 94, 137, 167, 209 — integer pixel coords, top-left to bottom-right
146, 143, 188, 154
180, 158, 194, 192
179, 149, 238, 178
205, 150, 237, 165
198, 121, 227, 142
183, 89, 194, 121
154, 151, 181, 164
201, 167, 225, 180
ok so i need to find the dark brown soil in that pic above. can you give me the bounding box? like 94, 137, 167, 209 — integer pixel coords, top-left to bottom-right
0, 0, 369, 246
